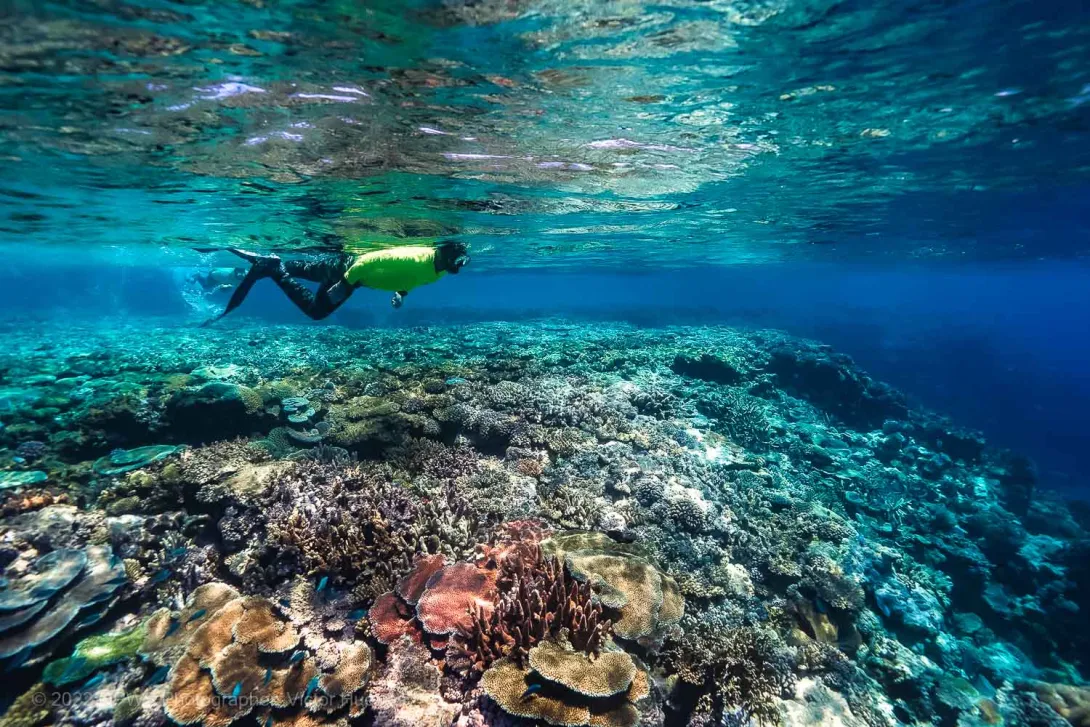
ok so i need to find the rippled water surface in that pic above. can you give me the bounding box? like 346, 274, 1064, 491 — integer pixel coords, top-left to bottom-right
2, 0, 1089, 267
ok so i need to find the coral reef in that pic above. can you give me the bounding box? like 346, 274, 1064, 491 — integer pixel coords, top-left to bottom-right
0, 320, 1087, 727
451, 538, 611, 673
543, 532, 683, 642
0, 545, 127, 668
480, 639, 649, 727
141, 582, 371, 726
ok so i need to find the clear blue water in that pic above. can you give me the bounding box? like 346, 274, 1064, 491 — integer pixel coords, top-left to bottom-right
1, 0, 1089, 492
2, 2, 1090, 722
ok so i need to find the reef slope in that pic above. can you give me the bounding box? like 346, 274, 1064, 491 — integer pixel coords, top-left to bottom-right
0, 319, 1086, 727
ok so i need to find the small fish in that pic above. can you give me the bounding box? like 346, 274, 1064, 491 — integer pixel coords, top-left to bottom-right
279, 598, 292, 609
304, 674, 320, 701
75, 612, 104, 630
264, 716, 275, 727
231, 681, 243, 699
186, 609, 207, 623
150, 568, 171, 584
168, 547, 188, 559
521, 684, 543, 700
316, 576, 328, 593
147, 665, 171, 685
289, 650, 305, 664
5, 647, 31, 671
347, 609, 366, 621
11, 456, 24, 464
264, 668, 272, 686
81, 673, 106, 691
165, 617, 180, 637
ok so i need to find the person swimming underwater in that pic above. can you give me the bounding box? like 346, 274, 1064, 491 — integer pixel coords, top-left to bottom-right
203, 241, 470, 325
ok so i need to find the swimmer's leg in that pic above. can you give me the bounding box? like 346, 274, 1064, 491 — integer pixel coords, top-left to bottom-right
203, 251, 351, 325
272, 277, 355, 320
281, 254, 352, 283
202, 250, 283, 326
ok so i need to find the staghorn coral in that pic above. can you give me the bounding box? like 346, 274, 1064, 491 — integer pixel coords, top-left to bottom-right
265, 460, 493, 594
450, 540, 610, 674
543, 532, 684, 642
662, 624, 797, 726
539, 484, 602, 530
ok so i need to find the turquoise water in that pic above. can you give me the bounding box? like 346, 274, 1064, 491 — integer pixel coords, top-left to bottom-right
2, 1, 1090, 726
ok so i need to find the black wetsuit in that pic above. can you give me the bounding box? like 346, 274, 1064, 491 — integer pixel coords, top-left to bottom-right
215, 253, 354, 323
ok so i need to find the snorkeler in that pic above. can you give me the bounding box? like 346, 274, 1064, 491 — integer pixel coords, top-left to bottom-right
202, 241, 470, 324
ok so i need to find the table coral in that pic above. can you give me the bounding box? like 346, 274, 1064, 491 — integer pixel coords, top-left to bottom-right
0, 545, 127, 667
481, 639, 649, 727
142, 583, 371, 727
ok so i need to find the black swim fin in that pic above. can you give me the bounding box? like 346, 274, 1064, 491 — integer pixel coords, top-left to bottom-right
200, 250, 283, 326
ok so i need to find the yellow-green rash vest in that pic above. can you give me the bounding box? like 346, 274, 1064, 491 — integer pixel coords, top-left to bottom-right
343, 246, 445, 292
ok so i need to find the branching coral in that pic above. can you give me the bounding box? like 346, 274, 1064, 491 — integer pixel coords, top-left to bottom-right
265, 461, 494, 594
542, 532, 684, 642
662, 624, 797, 726
450, 540, 611, 674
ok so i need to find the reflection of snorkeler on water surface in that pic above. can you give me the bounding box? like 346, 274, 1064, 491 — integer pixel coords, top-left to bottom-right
200, 241, 470, 325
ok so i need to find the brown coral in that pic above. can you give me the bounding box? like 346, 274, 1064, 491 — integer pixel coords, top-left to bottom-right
318, 643, 373, 700
1027, 681, 1090, 726
450, 541, 610, 674
544, 532, 684, 642
482, 658, 592, 726
481, 640, 648, 727
146, 583, 370, 727
528, 640, 636, 698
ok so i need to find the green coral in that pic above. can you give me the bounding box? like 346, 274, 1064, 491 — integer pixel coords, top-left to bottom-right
238, 384, 265, 415
113, 695, 143, 725
0, 683, 49, 727
0, 471, 48, 489
42, 622, 148, 686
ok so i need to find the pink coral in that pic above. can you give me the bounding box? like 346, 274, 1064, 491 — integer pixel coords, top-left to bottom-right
416, 563, 496, 635
370, 591, 422, 645
397, 554, 447, 606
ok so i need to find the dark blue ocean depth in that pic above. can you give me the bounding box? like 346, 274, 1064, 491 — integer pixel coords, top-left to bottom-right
2, 259, 1087, 498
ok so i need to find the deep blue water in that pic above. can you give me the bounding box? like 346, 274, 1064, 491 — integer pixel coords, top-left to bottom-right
3, 256, 1088, 497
